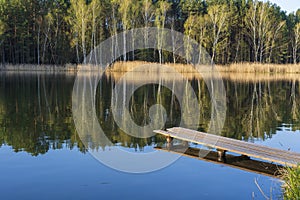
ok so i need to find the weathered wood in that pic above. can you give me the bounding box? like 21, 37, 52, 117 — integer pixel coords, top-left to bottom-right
154, 127, 300, 167
155, 145, 283, 178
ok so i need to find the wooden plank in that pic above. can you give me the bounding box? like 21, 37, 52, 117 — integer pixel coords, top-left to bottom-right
155, 145, 283, 179
168, 128, 300, 162
169, 127, 300, 158
154, 127, 300, 167
167, 128, 300, 163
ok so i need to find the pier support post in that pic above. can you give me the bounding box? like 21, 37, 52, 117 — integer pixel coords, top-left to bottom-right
217, 149, 227, 162
166, 136, 173, 149
166, 136, 173, 143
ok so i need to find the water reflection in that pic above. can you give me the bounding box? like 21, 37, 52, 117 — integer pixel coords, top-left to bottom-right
0, 72, 86, 155
0, 72, 300, 155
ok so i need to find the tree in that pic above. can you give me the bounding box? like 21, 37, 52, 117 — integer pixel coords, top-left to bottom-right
114, 0, 131, 61
88, 0, 102, 63
129, 1, 141, 60
68, 0, 91, 63
142, 0, 154, 29
245, 1, 286, 63
180, 0, 207, 22
265, 4, 286, 63
245, 1, 270, 63
155, 0, 171, 64
184, 14, 208, 63
293, 23, 300, 64
42, 1, 72, 64
142, 0, 154, 61
245, 0, 261, 62
0, 19, 5, 45
0, 0, 298, 65
108, 0, 120, 61
207, 4, 229, 64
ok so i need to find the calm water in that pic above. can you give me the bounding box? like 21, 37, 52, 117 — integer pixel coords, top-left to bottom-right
1, 72, 300, 199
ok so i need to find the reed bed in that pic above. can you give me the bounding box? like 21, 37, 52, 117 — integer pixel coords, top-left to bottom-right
103, 71, 300, 84
0, 63, 77, 72
3, 61, 300, 75
108, 61, 300, 74
110, 61, 300, 74
218, 62, 300, 74
108, 61, 200, 73
107, 61, 300, 82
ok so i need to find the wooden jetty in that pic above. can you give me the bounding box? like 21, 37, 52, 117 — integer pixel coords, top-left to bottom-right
155, 145, 283, 178
154, 127, 300, 167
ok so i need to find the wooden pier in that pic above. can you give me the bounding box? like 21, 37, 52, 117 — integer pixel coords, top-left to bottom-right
154, 127, 300, 167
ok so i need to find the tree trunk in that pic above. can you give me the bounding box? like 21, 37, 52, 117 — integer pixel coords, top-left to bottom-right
37, 23, 40, 65
123, 29, 127, 61
76, 32, 80, 63
42, 22, 50, 64
81, 18, 86, 64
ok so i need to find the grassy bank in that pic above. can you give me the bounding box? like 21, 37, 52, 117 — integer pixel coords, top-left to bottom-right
281, 165, 300, 199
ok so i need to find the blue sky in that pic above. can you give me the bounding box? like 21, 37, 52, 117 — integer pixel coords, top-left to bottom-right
267, 0, 300, 13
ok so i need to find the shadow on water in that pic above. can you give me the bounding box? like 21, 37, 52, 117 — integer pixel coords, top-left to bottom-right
0, 71, 300, 155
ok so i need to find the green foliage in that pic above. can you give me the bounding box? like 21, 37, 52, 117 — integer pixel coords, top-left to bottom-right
0, 0, 299, 64
0, 19, 5, 37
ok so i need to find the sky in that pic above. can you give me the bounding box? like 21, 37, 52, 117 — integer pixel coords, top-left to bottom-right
267, 0, 300, 13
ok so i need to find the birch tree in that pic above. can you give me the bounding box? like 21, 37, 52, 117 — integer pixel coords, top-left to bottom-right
114, 0, 131, 61
68, 0, 91, 63
129, 1, 141, 60
108, 0, 120, 61
245, 1, 285, 63
266, 20, 285, 63
245, 1, 270, 63
207, 4, 229, 65
142, 0, 154, 60
184, 15, 195, 62
142, 0, 154, 29
89, 0, 102, 63
185, 15, 208, 63
245, 1, 259, 62
155, 0, 170, 64
293, 23, 300, 64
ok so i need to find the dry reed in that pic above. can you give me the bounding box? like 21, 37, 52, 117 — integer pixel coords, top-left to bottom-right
217, 62, 300, 74
0, 63, 77, 72
3, 61, 300, 75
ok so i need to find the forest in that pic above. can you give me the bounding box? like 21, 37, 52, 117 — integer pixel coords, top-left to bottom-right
0, 0, 300, 65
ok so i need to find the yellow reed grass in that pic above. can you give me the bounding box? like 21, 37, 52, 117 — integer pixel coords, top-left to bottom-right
216, 62, 300, 74
109, 61, 300, 74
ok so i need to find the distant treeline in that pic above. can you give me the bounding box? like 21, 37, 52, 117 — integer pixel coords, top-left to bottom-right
0, 0, 300, 65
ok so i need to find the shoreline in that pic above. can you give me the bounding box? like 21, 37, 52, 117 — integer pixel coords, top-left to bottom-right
2, 61, 300, 74
0, 64, 78, 72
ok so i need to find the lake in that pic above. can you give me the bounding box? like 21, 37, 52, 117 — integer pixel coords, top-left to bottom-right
0, 71, 300, 199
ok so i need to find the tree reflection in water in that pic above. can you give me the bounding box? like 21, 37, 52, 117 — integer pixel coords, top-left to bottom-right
0, 72, 299, 155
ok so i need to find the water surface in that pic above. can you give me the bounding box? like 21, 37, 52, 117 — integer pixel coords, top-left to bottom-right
1, 72, 299, 199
